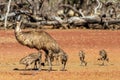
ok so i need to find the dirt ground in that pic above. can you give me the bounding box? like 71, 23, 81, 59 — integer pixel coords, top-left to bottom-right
0, 29, 120, 80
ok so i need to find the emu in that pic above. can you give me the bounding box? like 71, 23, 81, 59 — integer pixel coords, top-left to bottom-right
79, 50, 87, 66
44, 48, 68, 70
59, 49, 68, 71
15, 21, 67, 71
98, 49, 109, 65
20, 51, 42, 70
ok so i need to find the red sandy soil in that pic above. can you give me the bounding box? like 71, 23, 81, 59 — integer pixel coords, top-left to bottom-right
0, 29, 120, 80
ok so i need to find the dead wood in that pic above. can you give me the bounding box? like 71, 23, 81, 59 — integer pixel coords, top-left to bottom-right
21, 16, 120, 29
60, 4, 83, 17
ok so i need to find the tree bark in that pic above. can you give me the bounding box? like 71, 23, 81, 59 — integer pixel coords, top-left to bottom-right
4, 0, 12, 29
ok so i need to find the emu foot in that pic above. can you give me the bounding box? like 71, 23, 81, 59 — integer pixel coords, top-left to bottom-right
48, 67, 52, 72
80, 62, 87, 66
99, 63, 105, 66
60, 68, 67, 71
38, 68, 41, 71
80, 64, 84, 66
85, 62, 87, 66
60, 67, 66, 71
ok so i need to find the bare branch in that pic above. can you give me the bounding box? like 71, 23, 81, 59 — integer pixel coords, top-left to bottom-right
94, 0, 101, 14
4, 0, 12, 29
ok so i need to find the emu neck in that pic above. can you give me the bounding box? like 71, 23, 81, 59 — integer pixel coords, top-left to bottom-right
15, 22, 22, 35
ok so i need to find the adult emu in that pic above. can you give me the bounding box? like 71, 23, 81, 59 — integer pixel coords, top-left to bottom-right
14, 21, 67, 71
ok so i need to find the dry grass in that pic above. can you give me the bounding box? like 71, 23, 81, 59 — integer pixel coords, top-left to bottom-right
0, 29, 120, 80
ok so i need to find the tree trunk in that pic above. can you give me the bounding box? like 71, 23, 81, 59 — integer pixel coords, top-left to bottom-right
4, 0, 12, 29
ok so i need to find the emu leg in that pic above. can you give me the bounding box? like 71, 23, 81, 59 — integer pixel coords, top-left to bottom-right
44, 49, 52, 71
38, 51, 42, 71
80, 57, 84, 66
45, 55, 49, 66
56, 57, 59, 66
61, 54, 67, 71
34, 61, 37, 69
61, 61, 66, 71
106, 58, 109, 62
85, 61, 87, 66
83, 61, 87, 66
80, 59, 84, 66
101, 60, 105, 66
100, 57, 106, 66
80, 61, 83, 66
47, 55, 52, 71
25, 64, 28, 70
48, 50, 53, 71
38, 59, 41, 71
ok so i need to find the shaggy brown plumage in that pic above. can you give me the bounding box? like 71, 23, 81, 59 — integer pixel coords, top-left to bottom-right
98, 49, 109, 65
15, 21, 59, 52
14, 21, 67, 71
20, 51, 42, 70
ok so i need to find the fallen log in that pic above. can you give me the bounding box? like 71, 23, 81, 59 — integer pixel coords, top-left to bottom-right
22, 17, 120, 27
23, 20, 67, 26
68, 16, 120, 25
67, 16, 101, 25
22, 20, 68, 29
0, 12, 16, 21
1, 11, 120, 29
108, 20, 120, 24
